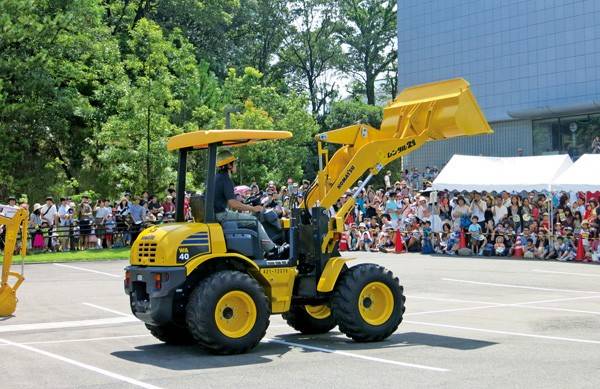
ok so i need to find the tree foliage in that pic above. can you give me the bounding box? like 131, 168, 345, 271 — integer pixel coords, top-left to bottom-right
0, 0, 397, 201
280, 0, 344, 117
338, 0, 397, 105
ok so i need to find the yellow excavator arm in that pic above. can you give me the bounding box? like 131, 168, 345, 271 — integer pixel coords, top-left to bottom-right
0, 206, 28, 317
302, 78, 493, 253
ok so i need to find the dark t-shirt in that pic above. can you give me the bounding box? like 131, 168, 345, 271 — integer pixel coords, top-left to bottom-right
215, 171, 235, 214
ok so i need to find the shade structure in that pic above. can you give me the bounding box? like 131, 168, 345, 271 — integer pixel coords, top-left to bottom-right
551, 154, 600, 192
431, 154, 573, 192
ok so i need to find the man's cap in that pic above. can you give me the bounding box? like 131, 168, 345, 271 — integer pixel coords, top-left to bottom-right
217, 150, 237, 167
45, 196, 53, 202
7, 196, 16, 201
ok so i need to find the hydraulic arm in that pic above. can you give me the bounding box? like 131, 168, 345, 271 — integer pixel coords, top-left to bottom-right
303, 78, 493, 253
0, 205, 27, 316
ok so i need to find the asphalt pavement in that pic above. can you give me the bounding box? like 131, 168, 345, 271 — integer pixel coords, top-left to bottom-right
1, 253, 600, 388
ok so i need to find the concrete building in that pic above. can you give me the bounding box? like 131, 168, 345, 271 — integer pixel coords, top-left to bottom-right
397, 0, 600, 169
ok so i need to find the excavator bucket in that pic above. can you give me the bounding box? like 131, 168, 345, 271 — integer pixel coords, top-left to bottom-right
0, 281, 20, 317
0, 206, 27, 317
380, 78, 493, 140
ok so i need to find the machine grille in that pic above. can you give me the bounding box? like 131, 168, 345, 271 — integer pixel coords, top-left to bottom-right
136, 242, 157, 263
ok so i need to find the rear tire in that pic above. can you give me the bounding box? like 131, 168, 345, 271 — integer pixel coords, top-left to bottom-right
145, 323, 196, 345
332, 263, 405, 342
186, 270, 270, 354
283, 304, 336, 334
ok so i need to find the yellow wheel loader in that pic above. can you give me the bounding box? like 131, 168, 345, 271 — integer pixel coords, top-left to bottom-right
0, 205, 27, 317
124, 78, 493, 354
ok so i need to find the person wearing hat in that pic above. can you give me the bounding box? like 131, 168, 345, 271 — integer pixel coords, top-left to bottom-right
29, 203, 45, 252
57, 197, 72, 251
40, 196, 58, 228
214, 150, 287, 258
7, 196, 17, 207
162, 195, 175, 220
384, 170, 392, 190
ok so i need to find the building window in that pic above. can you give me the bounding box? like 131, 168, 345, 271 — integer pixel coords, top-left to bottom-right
532, 114, 600, 159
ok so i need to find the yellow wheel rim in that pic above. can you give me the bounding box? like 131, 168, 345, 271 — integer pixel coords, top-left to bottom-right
358, 282, 394, 326
214, 291, 257, 338
305, 304, 331, 320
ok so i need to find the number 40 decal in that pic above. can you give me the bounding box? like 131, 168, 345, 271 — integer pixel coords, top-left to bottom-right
178, 247, 190, 262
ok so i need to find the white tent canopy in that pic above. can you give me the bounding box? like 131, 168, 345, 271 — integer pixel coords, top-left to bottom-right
431, 154, 573, 192
551, 154, 600, 192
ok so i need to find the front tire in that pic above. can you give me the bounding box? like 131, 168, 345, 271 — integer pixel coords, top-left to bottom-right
283, 304, 336, 334
332, 264, 405, 342
145, 323, 195, 345
186, 270, 270, 354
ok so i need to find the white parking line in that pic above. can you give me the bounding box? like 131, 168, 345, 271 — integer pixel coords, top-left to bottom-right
442, 278, 600, 294
0, 334, 152, 347
407, 295, 497, 305
516, 294, 600, 305
512, 305, 600, 316
533, 269, 600, 278
0, 337, 163, 389
264, 338, 449, 372
83, 303, 133, 317
406, 305, 501, 316
54, 263, 121, 278
404, 320, 600, 345
407, 294, 600, 316
0, 317, 138, 333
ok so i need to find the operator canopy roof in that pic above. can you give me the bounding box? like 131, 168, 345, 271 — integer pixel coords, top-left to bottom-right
167, 129, 292, 151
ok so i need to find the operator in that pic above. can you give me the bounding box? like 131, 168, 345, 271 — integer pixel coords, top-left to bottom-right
214, 150, 288, 258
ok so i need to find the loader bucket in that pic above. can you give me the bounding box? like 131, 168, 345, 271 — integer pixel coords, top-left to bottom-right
380, 78, 493, 140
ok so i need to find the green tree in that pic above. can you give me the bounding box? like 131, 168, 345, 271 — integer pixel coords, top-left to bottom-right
222, 68, 318, 185
96, 19, 219, 197
225, 0, 290, 82
338, 0, 397, 105
280, 0, 344, 117
0, 0, 126, 199
324, 99, 383, 130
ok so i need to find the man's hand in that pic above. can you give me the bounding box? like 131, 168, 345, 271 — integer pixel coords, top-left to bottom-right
252, 205, 263, 213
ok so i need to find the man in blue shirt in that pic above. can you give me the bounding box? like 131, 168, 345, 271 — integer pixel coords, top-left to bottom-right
214, 150, 287, 258
128, 197, 146, 243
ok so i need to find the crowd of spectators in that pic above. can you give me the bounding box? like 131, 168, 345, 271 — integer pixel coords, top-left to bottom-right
2, 165, 599, 264
336, 170, 600, 263
0, 184, 186, 253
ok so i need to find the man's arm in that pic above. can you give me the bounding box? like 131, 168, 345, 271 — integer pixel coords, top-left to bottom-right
227, 199, 262, 213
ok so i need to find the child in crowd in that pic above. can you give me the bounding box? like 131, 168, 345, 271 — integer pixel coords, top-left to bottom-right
443, 228, 460, 255
511, 236, 524, 257
348, 224, 359, 251
104, 214, 115, 249
523, 239, 535, 259
405, 222, 422, 252
534, 235, 548, 259
88, 224, 98, 249
421, 221, 434, 254
377, 232, 395, 253
468, 215, 486, 255
357, 223, 372, 251
558, 236, 576, 261
494, 236, 506, 256
69, 222, 79, 251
